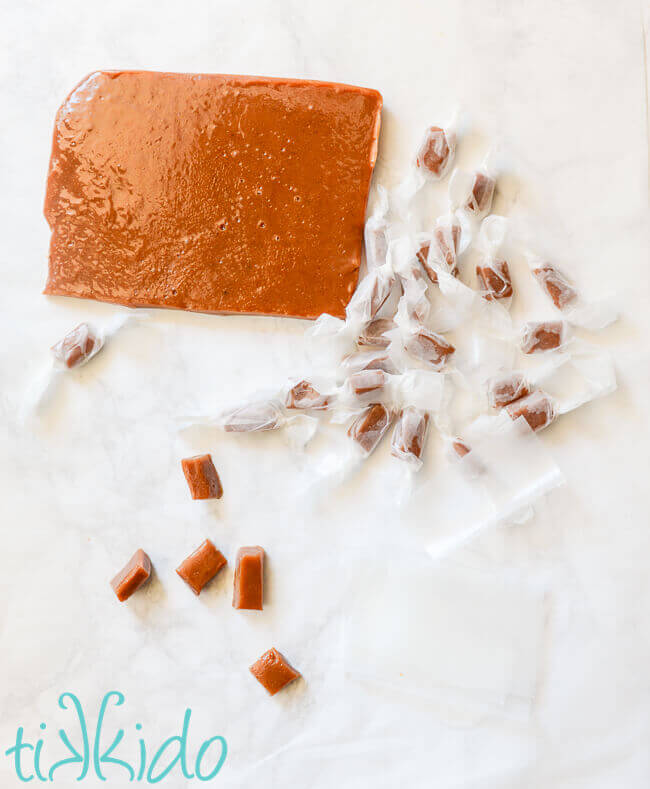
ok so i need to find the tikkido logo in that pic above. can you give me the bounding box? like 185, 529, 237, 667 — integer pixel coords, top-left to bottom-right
4, 692, 227, 783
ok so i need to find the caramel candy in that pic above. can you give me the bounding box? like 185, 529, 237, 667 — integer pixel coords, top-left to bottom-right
416, 126, 455, 178
391, 407, 429, 463
250, 648, 300, 695
415, 241, 431, 270
533, 264, 578, 310
348, 369, 387, 395
487, 372, 530, 409
465, 171, 495, 215
452, 439, 471, 458
222, 401, 282, 432
44, 71, 382, 320
181, 454, 223, 500
357, 317, 395, 349
506, 390, 556, 432
476, 260, 512, 301
110, 549, 151, 602
404, 328, 455, 368
521, 321, 566, 354
233, 546, 264, 610
349, 266, 395, 322
420, 220, 462, 284
285, 381, 330, 410
348, 403, 393, 455
343, 350, 397, 375
176, 539, 227, 595
51, 323, 102, 369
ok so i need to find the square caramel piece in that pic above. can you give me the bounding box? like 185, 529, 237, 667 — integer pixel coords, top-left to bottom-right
233, 546, 264, 610
44, 71, 383, 320
181, 454, 223, 500
110, 549, 151, 602
176, 539, 227, 595
250, 648, 300, 695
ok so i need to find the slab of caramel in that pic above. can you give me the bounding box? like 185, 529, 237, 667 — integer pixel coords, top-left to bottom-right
44, 71, 383, 319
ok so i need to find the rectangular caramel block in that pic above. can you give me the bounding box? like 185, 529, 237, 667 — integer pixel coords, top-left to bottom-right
233, 546, 264, 610
110, 549, 151, 602
250, 648, 300, 695
176, 539, 227, 595
181, 454, 223, 500
44, 71, 382, 320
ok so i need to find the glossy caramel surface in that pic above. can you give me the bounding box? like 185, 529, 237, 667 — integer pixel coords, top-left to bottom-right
44, 71, 382, 319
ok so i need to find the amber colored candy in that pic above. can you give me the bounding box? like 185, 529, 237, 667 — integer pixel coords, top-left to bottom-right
222, 402, 282, 432
521, 321, 566, 354
110, 549, 151, 602
416, 126, 453, 177
348, 403, 393, 455
44, 71, 382, 320
506, 390, 557, 432
533, 264, 578, 310
181, 454, 223, 500
476, 260, 512, 300
176, 539, 227, 595
51, 323, 102, 369
487, 372, 530, 409
285, 381, 330, 410
250, 648, 301, 695
391, 408, 429, 462
348, 369, 387, 396
404, 328, 455, 368
233, 546, 264, 610
466, 171, 496, 215
357, 317, 395, 349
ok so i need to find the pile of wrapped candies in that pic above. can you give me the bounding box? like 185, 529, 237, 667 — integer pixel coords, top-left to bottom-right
46, 122, 617, 497
183, 121, 617, 483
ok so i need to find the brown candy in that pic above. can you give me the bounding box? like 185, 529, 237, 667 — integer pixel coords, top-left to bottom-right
391, 408, 429, 463
110, 549, 151, 602
233, 546, 264, 610
521, 321, 566, 354
487, 372, 530, 409
223, 401, 282, 432
176, 539, 227, 595
285, 380, 330, 410
416, 126, 453, 178
250, 647, 300, 695
452, 439, 471, 458
476, 260, 512, 301
404, 328, 455, 368
357, 317, 395, 349
506, 390, 557, 432
466, 171, 496, 215
533, 264, 578, 310
417, 220, 461, 284
348, 403, 393, 455
348, 369, 387, 396
181, 454, 223, 500
343, 350, 397, 375
51, 323, 102, 369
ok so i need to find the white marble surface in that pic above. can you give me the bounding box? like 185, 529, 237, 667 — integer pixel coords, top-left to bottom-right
1, 0, 649, 786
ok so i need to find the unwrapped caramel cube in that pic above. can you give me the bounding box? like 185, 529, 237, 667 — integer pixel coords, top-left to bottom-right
110, 549, 151, 602
233, 546, 264, 610
250, 647, 301, 695
176, 539, 227, 595
181, 454, 223, 500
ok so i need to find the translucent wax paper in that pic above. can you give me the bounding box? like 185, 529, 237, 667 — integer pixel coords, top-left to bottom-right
343, 556, 546, 717
526, 252, 619, 330
22, 310, 145, 417
179, 395, 318, 450
420, 415, 564, 559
